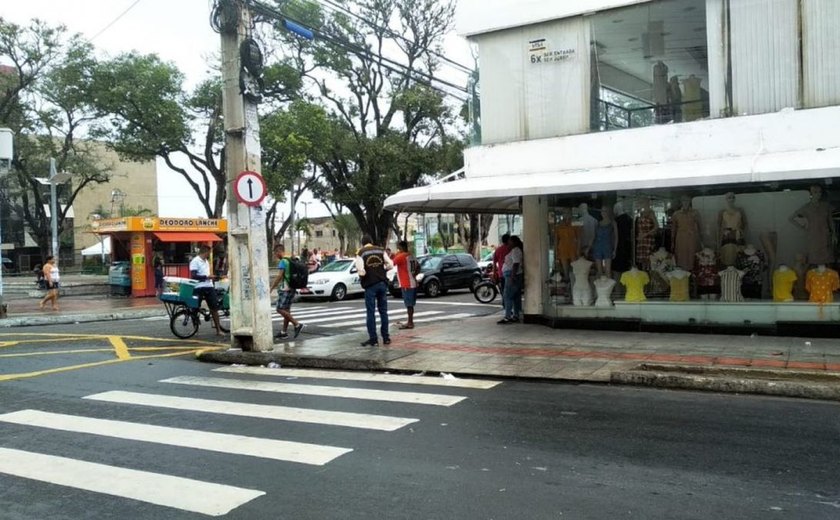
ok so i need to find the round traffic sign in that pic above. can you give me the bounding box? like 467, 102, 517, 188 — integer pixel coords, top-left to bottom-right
233, 170, 267, 207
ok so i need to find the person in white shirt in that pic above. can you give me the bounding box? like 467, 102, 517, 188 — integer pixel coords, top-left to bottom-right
499, 235, 524, 324
190, 245, 224, 336
39, 255, 60, 311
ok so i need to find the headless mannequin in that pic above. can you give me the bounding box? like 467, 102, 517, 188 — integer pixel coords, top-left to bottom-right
666, 268, 691, 302
789, 185, 835, 265
719, 265, 745, 302
594, 276, 617, 307
578, 203, 598, 259
570, 256, 594, 306
773, 264, 795, 303
718, 192, 747, 266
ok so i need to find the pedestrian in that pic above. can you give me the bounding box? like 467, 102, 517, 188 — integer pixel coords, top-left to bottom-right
493, 233, 511, 294
190, 245, 225, 336
270, 243, 304, 340
38, 256, 60, 311
499, 235, 524, 324
392, 240, 418, 329
355, 234, 394, 346
153, 253, 164, 297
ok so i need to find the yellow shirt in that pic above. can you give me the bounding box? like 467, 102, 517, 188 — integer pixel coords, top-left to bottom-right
772, 269, 797, 302
620, 270, 650, 302
805, 269, 840, 304
668, 274, 690, 302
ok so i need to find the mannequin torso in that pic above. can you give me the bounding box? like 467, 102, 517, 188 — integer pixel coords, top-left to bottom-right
594, 276, 617, 307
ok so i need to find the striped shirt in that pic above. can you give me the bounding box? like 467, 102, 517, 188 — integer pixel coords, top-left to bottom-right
719, 268, 744, 302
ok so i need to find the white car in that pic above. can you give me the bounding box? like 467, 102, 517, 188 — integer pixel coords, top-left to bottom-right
298, 259, 363, 301
477, 252, 494, 271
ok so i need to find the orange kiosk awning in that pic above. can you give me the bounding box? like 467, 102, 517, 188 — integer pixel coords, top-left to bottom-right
154, 232, 223, 243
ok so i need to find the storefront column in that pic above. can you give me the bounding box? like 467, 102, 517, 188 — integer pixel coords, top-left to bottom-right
522, 195, 548, 317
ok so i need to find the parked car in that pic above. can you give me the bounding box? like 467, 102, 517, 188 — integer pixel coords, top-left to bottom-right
298, 259, 363, 301
389, 253, 483, 298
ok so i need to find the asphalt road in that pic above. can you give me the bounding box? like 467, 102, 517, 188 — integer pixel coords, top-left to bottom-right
1, 339, 839, 519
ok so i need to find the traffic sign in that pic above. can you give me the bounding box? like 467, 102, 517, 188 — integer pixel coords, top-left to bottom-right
233, 170, 267, 207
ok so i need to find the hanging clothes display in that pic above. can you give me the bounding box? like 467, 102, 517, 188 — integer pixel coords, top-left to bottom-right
734, 248, 767, 299
719, 267, 745, 302
805, 268, 840, 304
672, 207, 701, 271
635, 212, 657, 271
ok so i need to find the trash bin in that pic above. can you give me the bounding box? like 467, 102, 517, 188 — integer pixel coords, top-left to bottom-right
108, 261, 132, 296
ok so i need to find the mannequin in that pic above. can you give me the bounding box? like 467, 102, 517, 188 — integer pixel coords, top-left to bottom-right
635, 198, 658, 271
695, 247, 719, 300
653, 61, 669, 123
735, 244, 767, 299
718, 192, 747, 266
790, 185, 835, 265
578, 203, 598, 259
667, 75, 682, 123
612, 201, 633, 272
683, 74, 703, 121
666, 268, 691, 302
671, 195, 701, 271
594, 276, 617, 308
719, 266, 745, 302
805, 264, 840, 304
649, 247, 675, 295
590, 206, 618, 278
772, 264, 797, 302
620, 266, 650, 302
570, 256, 594, 306
554, 206, 580, 281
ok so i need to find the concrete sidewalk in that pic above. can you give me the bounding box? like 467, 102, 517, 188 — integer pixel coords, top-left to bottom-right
2, 291, 839, 400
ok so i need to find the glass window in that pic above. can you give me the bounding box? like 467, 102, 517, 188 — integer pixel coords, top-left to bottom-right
590, 0, 710, 131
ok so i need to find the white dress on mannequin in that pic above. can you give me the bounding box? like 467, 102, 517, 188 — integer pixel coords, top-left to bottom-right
571, 257, 594, 306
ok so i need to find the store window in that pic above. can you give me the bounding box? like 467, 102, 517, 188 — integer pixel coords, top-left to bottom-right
543, 180, 839, 325
590, 0, 710, 131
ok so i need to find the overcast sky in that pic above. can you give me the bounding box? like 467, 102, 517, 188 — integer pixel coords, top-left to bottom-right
2, 0, 472, 219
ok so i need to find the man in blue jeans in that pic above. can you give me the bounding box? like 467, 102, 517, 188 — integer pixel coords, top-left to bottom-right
354, 234, 394, 346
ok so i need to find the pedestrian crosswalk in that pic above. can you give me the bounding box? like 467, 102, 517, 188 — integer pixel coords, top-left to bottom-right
0, 367, 501, 517
141, 304, 480, 334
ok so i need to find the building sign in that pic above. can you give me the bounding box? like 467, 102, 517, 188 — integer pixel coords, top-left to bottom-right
130, 233, 146, 290
95, 217, 228, 234
528, 38, 576, 64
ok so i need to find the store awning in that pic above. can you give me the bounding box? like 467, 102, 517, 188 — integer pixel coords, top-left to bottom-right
81, 237, 111, 256
154, 232, 223, 243
384, 147, 840, 214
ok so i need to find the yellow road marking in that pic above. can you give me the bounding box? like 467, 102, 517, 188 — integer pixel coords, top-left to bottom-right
0, 351, 203, 383
108, 336, 131, 360
0, 349, 114, 358
0, 333, 210, 345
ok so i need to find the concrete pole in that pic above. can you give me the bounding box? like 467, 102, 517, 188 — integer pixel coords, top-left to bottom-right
49, 158, 58, 258
220, 1, 274, 351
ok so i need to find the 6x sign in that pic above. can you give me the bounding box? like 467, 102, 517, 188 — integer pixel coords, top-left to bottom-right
233, 170, 267, 207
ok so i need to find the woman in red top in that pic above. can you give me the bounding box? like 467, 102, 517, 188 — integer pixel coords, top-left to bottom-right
392, 241, 418, 329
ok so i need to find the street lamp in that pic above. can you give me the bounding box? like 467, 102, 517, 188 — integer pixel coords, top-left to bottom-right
301, 201, 311, 219
35, 158, 72, 258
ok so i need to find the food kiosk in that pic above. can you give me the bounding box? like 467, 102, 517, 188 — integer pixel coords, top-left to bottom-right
92, 217, 227, 297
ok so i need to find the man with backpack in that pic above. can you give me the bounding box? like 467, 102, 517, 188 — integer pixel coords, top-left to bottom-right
270, 243, 305, 340
354, 234, 394, 346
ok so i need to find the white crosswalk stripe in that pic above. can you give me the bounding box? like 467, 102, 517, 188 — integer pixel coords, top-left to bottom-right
0, 410, 352, 466
320, 310, 444, 328
0, 447, 265, 517
84, 391, 418, 431
348, 312, 473, 332
161, 376, 468, 406
214, 366, 502, 389
0, 364, 500, 516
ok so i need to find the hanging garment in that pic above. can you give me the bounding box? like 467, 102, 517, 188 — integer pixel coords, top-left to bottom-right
805, 269, 840, 304
772, 269, 798, 302
613, 213, 633, 272
591, 222, 615, 261
555, 223, 580, 263
635, 213, 656, 270
672, 209, 700, 271
719, 268, 745, 302
620, 270, 650, 302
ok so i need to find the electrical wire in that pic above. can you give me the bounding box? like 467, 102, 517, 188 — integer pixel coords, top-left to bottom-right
89, 0, 143, 41
247, 0, 469, 100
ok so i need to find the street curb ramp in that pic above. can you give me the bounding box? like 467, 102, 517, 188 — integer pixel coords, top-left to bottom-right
612, 363, 840, 401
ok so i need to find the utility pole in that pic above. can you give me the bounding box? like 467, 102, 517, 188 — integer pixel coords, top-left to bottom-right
219, 0, 273, 351
0, 127, 12, 319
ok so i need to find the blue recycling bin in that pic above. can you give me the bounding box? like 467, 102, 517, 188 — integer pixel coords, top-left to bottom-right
109, 261, 131, 296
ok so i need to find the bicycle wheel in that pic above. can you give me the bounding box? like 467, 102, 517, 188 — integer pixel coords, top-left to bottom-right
218, 310, 230, 333
473, 282, 498, 304
170, 308, 199, 339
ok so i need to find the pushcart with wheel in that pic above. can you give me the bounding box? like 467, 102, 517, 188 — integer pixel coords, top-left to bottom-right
160, 277, 231, 339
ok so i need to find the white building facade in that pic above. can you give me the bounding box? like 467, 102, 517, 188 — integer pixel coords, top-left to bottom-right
386, 0, 840, 333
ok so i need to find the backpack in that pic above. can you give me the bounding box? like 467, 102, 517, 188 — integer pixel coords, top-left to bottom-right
287, 258, 309, 289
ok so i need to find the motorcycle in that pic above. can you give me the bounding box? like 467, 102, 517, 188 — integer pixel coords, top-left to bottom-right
473, 265, 500, 304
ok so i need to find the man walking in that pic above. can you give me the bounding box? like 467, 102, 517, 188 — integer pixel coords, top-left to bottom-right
354, 234, 393, 346
270, 243, 304, 340
392, 240, 418, 329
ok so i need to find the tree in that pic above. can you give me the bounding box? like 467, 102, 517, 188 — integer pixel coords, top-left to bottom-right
0, 19, 112, 260
269, 0, 463, 245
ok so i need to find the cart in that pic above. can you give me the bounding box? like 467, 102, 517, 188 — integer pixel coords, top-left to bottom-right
160, 277, 231, 338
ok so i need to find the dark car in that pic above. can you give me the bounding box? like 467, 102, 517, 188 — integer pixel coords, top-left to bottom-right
389, 253, 483, 298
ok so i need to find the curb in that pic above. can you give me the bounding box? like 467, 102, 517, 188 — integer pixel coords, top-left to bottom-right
611, 363, 840, 401
197, 349, 386, 371
0, 308, 164, 328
